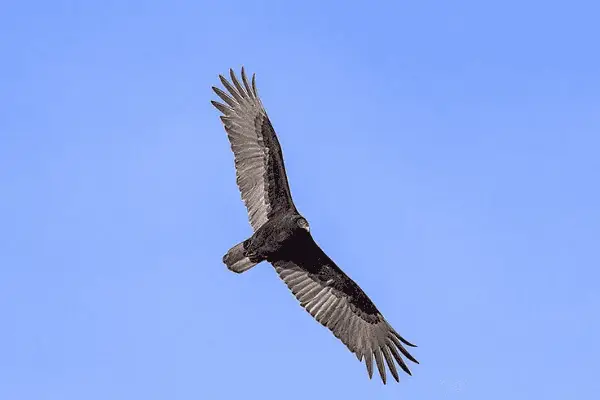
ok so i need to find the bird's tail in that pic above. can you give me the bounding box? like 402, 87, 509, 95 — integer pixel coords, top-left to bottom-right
223, 240, 260, 273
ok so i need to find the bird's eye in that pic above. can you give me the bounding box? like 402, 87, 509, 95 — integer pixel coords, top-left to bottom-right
296, 218, 309, 231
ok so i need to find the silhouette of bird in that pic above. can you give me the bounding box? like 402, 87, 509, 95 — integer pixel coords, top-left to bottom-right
212, 67, 419, 384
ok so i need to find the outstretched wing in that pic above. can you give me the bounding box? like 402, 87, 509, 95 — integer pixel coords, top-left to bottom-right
272, 236, 419, 384
212, 67, 296, 231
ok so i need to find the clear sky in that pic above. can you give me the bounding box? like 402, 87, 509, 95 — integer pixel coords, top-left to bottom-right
1, 1, 599, 399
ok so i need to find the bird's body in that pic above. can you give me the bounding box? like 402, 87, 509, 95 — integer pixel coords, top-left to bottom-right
224, 211, 307, 268
212, 68, 418, 384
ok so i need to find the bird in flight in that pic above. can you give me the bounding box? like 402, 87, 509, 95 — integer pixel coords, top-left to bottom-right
211, 67, 419, 384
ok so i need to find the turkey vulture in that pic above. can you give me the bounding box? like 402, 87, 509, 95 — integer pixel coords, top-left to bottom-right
211, 67, 419, 384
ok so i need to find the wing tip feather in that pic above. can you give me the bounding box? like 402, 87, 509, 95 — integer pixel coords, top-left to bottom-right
211, 100, 230, 114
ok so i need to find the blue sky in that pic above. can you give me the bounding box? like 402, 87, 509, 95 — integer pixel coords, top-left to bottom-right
1, 0, 599, 398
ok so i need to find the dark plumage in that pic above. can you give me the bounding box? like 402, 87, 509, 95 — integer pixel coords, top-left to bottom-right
212, 67, 419, 384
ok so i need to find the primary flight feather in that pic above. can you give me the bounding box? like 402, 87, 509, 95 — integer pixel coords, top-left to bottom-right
212, 67, 419, 384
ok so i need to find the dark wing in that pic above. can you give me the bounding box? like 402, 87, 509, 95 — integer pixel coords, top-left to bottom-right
212, 67, 296, 231
272, 236, 418, 384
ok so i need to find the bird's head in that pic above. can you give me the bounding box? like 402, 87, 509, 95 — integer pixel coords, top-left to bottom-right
296, 217, 310, 233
